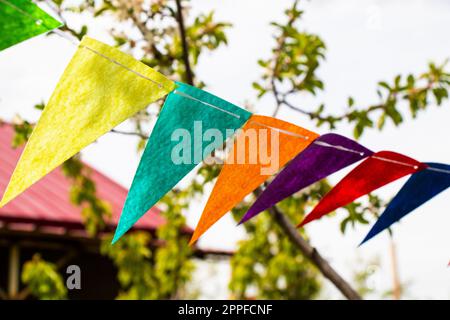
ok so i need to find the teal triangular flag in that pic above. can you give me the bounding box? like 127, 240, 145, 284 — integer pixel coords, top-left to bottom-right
0, 0, 63, 52
113, 82, 252, 243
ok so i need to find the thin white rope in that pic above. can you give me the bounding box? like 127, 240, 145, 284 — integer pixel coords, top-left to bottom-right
150, 90, 450, 175
372, 156, 419, 170
249, 120, 310, 139
2, 0, 167, 89
51, 28, 80, 46
3, 0, 450, 175
313, 140, 365, 156
80, 44, 164, 89
426, 166, 450, 174
1, 0, 44, 25
173, 90, 240, 119
174, 90, 310, 138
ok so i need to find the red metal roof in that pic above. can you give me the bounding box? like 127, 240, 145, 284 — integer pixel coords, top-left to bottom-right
0, 122, 191, 234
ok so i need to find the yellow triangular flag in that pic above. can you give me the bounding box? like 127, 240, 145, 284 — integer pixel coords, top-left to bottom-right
0, 36, 175, 207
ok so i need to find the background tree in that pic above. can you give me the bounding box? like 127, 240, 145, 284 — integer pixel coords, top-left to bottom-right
21, 254, 67, 300
9, 0, 449, 299
232, 0, 448, 299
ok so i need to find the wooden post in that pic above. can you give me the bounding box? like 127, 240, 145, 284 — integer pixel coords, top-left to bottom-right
8, 244, 20, 299
389, 238, 401, 300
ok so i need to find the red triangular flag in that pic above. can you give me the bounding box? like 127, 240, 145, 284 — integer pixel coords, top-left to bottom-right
299, 151, 427, 227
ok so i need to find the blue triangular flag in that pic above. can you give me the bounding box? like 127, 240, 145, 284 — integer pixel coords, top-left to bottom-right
360, 162, 450, 244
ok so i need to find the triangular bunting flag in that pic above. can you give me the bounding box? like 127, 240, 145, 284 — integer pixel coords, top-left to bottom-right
360, 162, 450, 244
0, 0, 63, 51
0, 36, 175, 207
190, 115, 319, 244
112, 82, 252, 243
299, 151, 427, 227
240, 133, 373, 224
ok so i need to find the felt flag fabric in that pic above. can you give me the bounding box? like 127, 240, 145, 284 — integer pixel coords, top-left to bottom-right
360, 162, 450, 244
112, 82, 252, 243
190, 115, 319, 244
0, 36, 175, 207
0, 0, 62, 51
299, 151, 427, 227
240, 133, 373, 224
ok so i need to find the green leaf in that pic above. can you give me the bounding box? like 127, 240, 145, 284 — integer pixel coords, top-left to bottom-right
348, 97, 355, 108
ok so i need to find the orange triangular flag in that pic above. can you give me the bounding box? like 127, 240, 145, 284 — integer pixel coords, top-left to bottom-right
190, 115, 318, 244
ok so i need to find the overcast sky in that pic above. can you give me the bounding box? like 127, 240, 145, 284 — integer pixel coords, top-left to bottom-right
0, 0, 448, 299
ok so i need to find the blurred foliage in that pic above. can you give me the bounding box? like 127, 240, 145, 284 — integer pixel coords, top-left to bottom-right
340, 194, 385, 235
61, 156, 112, 235
254, 3, 449, 137
101, 232, 159, 299
243, 0, 448, 299
253, 3, 325, 101
9, 0, 449, 300
13, 0, 232, 300
352, 254, 412, 300
251, 0, 449, 237
229, 181, 330, 299
21, 254, 67, 300
100, 189, 195, 299
351, 256, 380, 298
11, 120, 33, 148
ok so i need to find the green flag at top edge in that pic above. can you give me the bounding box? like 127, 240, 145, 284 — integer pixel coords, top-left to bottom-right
0, 0, 63, 52
112, 82, 252, 243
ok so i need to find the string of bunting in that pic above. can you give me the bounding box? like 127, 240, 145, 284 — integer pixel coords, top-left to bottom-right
1, 0, 449, 248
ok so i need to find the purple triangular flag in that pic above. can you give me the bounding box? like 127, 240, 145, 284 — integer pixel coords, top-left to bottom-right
240, 133, 373, 224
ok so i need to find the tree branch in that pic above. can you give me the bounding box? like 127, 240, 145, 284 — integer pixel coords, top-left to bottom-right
171, 0, 361, 299
263, 3, 361, 298
110, 129, 149, 139
270, 0, 299, 117
253, 187, 361, 300
277, 66, 444, 126
174, 0, 194, 86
